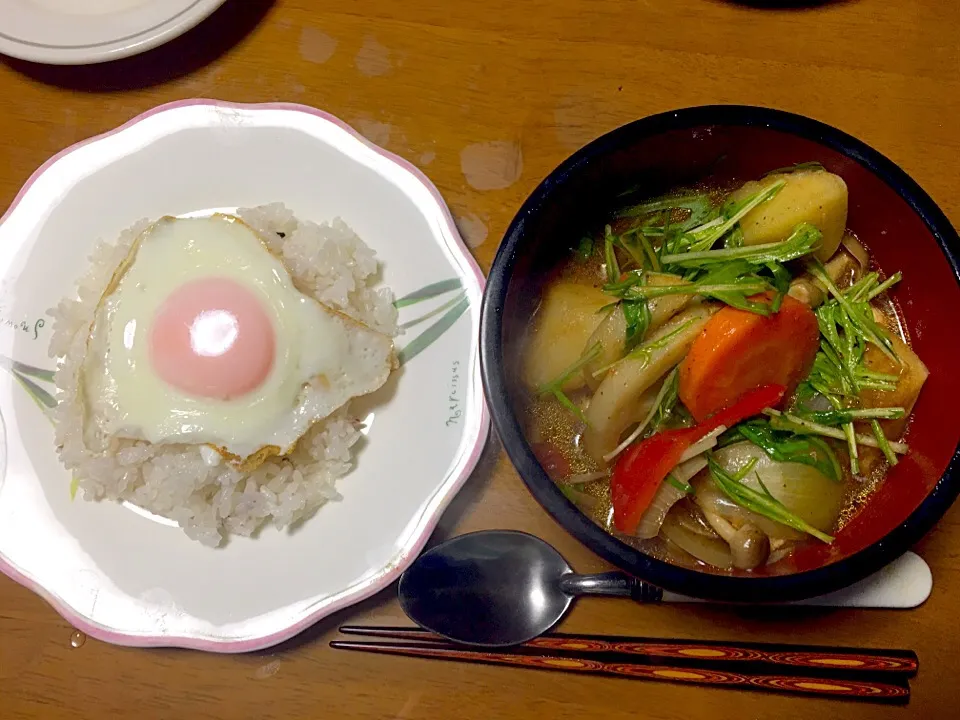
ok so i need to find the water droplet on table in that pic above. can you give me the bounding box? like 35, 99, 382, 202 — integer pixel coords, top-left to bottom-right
254, 659, 281, 679
460, 141, 523, 191
455, 213, 489, 249
355, 35, 393, 77
70, 631, 86, 648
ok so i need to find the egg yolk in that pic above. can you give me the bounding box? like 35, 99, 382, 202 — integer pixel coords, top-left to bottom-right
148, 277, 275, 400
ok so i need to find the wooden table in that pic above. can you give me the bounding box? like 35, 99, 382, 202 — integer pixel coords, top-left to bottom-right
1, 1, 958, 718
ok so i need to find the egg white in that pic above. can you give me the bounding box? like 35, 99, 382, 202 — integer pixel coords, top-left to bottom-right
81, 214, 395, 465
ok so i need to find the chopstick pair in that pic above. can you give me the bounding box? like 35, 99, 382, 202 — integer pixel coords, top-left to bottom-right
333, 626, 916, 704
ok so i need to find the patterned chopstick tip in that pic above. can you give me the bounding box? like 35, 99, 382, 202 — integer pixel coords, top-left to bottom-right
527, 637, 917, 673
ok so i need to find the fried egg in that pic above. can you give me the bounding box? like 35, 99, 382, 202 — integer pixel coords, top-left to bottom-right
80, 214, 395, 468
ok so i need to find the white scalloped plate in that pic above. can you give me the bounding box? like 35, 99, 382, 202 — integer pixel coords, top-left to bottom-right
0, 100, 489, 652
0, 0, 227, 65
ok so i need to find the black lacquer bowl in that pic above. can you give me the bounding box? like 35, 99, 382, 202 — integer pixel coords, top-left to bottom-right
480, 105, 960, 602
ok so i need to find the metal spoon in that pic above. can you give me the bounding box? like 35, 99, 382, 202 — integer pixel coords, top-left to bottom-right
397, 529, 660, 647
397, 530, 933, 647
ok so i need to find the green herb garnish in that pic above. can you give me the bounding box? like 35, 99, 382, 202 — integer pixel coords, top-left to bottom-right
636, 231, 661, 272
603, 223, 819, 317
807, 260, 899, 363
661, 222, 821, 267
616, 232, 648, 270
599, 183, 810, 317
682, 179, 786, 253
666, 473, 694, 494
622, 297, 652, 353
804, 407, 905, 426
604, 225, 621, 284
764, 409, 909, 455
618, 228, 662, 272
766, 261, 791, 313
794, 264, 904, 474
536, 342, 602, 423
723, 419, 843, 483
871, 419, 899, 466
616, 192, 718, 232
866, 272, 902, 302
575, 236, 594, 260
724, 225, 745, 249
604, 253, 803, 318
650, 367, 680, 434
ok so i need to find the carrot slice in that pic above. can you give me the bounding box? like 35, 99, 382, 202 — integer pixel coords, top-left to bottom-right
678, 295, 819, 422
531, 442, 571, 480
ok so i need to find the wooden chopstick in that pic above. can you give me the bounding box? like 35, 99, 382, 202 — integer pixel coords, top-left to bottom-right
332, 635, 910, 703
337, 625, 918, 676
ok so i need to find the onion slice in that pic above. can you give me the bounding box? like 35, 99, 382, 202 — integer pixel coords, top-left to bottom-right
707, 441, 844, 535
563, 471, 610, 485
660, 510, 734, 569
678, 425, 726, 462
633, 456, 708, 539
634, 481, 687, 539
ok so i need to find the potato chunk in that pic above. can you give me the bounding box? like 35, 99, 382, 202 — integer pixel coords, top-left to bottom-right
732, 170, 848, 261
522, 281, 611, 391
859, 334, 929, 439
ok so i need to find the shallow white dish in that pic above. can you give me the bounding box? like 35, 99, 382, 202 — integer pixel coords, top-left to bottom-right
0, 0, 226, 65
0, 100, 489, 652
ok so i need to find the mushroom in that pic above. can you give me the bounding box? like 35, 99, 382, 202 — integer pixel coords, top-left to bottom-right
700, 509, 771, 570
787, 247, 863, 308
728, 524, 771, 570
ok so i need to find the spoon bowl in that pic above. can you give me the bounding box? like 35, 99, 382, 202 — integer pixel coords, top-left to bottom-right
398, 531, 573, 647
398, 530, 656, 647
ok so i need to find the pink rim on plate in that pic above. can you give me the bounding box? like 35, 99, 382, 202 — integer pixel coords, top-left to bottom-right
0, 99, 491, 652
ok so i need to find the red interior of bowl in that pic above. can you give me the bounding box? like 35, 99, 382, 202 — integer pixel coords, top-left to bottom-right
652, 127, 960, 574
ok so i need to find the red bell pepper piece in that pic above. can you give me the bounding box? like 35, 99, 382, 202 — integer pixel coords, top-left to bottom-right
700, 383, 787, 435
611, 426, 701, 533
610, 384, 787, 534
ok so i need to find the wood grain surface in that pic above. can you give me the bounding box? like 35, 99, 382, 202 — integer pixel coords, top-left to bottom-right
1, 1, 958, 718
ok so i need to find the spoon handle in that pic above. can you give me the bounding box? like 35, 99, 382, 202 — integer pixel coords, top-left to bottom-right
558, 572, 664, 602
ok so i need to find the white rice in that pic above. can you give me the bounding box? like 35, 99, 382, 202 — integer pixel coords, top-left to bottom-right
48, 203, 398, 547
